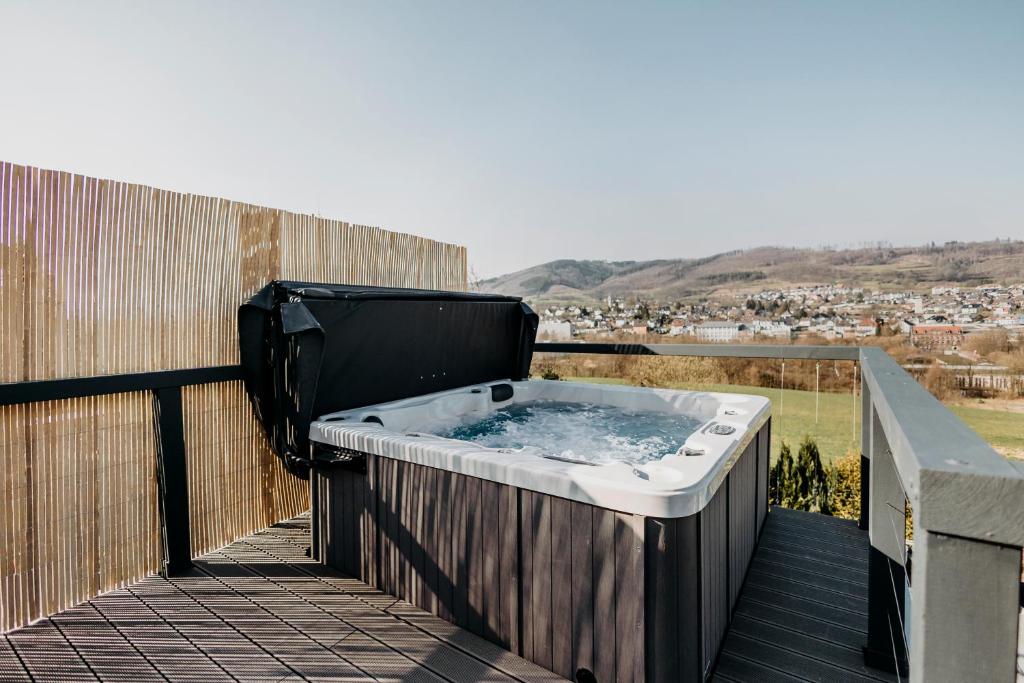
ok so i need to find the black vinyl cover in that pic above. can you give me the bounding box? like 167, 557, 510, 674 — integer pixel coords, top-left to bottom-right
238, 280, 538, 478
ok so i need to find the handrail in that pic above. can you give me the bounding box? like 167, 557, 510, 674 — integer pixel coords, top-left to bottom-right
536, 341, 860, 360
0, 364, 244, 406
859, 346, 1024, 546
0, 363, 246, 578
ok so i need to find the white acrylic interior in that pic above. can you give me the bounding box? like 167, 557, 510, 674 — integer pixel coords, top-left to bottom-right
309, 379, 770, 518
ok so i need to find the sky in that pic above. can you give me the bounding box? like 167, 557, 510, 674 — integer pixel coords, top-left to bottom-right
1, 2, 1022, 278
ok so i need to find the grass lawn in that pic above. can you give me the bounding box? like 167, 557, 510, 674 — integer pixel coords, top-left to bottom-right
564, 376, 1024, 464
948, 405, 1024, 459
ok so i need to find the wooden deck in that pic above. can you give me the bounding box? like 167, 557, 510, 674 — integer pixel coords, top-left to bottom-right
0, 515, 566, 683
713, 506, 898, 683
0, 506, 903, 682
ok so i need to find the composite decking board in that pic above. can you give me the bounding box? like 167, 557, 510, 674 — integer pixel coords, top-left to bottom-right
421, 465, 436, 614
712, 652, 807, 683
396, 461, 408, 604
531, 489, 554, 671
645, 518, 677, 683
366, 455, 378, 587
614, 513, 644, 683
714, 507, 896, 683
0, 515, 566, 683
756, 426, 770, 536
763, 513, 867, 539
757, 536, 871, 571
763, 525, 870, 555
385, 604, 567, 682
676, 514, 702, 682
721, 631, 889, 683
518, 489, 534, 662
756, 540, 870, 574
468, 475, 485, 637
744, 569, 870, 616
754, 547, 869, 584
592, 506, 616, 683
569, 501, 594, 676
498, 483, 519, 653
735, 597, 868, 648
453, 472, 468, 629
48, 603, 169, 681
738, 585, 868, 632
221, 521, 568, 683
202, 553, 504, 683
6, 621, 101, 681
770, 504, 863, 530
728, 615, 893, 681
481, 480, 501, 644
0, 635, 33, 682
728, 438, 758, 609
423, 466, 438, 615
749, 557, 870, 598
436, 466, 453, 622
550, 496, 573, 679
765, 516, 870, 546
701, 475, 730, 675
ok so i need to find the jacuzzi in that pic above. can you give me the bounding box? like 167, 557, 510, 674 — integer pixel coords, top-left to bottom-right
239, 282, 772, 683
309, 380, 770, 683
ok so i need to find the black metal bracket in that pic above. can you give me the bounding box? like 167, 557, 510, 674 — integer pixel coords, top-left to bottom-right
153, 386, 192, 576
311, 443, 368, 474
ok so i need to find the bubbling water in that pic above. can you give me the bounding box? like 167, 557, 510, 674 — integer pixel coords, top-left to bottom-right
438, 400, 703, 464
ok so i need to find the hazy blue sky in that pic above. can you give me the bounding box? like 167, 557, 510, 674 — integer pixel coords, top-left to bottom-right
1, 2, 1021, 277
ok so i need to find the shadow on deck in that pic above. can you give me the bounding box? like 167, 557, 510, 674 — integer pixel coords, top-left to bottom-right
713, 506, 898, 683
0, 515, 565, 683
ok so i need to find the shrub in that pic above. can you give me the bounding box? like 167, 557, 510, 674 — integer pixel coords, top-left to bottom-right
827, 451, 861, 520
921, 361, 957, 400
537, 366, 560, 380
769, 436, 833, 514
624, 355, 725, 388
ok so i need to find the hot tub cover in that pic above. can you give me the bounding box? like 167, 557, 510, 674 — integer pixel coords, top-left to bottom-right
238, 280, 538, 478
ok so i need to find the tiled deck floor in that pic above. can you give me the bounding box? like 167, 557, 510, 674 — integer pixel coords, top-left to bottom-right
0, 515, 565, 683
713, 507, 898, 683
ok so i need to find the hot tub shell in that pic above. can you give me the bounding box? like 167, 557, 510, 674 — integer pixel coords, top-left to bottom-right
310, 380, 770, 682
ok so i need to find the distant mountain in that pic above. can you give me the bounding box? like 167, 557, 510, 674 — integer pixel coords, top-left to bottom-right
479, 241, 1024, 302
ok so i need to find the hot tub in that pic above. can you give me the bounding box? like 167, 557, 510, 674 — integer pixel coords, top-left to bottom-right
309, 380, 770, 683
239, 281, 772, 683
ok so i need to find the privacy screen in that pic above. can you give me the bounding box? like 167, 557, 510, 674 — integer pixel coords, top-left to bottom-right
239, 281, 538, 478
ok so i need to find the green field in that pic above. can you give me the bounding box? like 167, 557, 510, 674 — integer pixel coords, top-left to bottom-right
948, 404, 1024, 457
564, 377, 1024, 464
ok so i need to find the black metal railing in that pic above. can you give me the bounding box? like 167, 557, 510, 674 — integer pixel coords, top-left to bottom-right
0, 364, 244, 576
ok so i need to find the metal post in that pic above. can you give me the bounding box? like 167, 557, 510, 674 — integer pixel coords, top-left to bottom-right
864, 406, 908, 675
153, 386, 192, 576
909, 529, 1022, 682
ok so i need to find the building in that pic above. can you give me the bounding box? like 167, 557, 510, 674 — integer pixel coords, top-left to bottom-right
694, 321, 744, 342
910, 324, 964, 350
855, 317, 878, 337
537, 320, 574, 340
751, 320, 793, 339
668, 319, 690, 336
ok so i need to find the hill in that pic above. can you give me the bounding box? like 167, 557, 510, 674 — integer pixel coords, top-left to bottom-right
479, 240, 1024, 303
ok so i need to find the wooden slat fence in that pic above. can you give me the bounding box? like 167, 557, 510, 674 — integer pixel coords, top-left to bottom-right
0, 160, 467, 633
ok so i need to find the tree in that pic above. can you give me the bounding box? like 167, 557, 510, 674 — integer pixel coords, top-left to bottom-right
769, 437, 832, 514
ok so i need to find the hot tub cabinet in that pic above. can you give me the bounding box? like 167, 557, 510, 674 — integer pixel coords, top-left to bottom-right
311, 407, 769, 683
